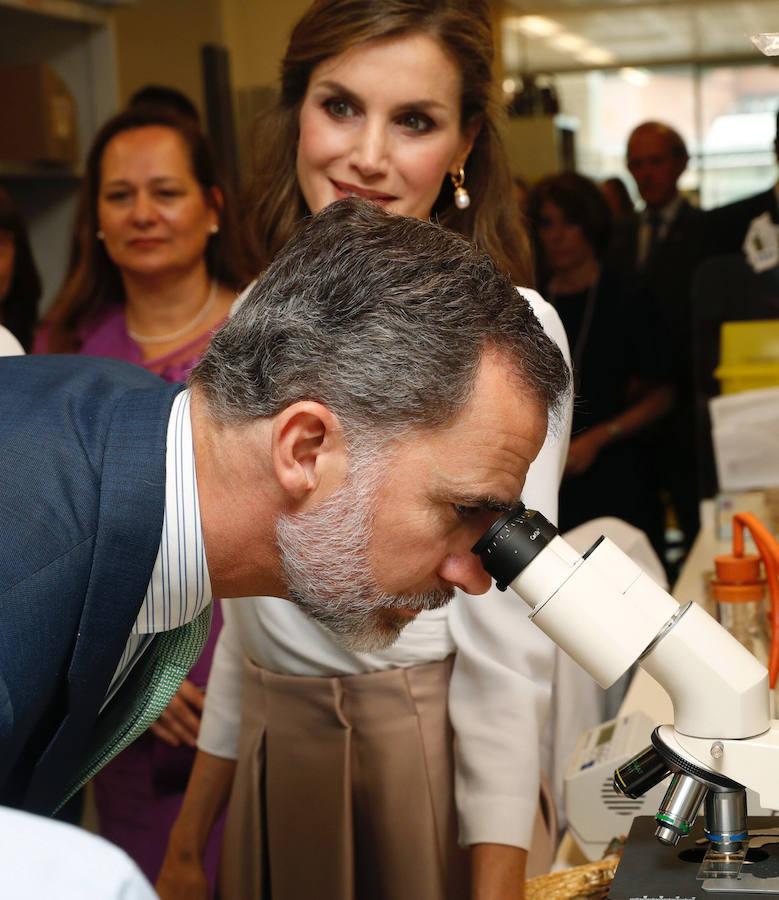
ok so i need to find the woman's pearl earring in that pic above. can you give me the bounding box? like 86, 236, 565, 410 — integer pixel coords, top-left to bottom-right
96, 230, 105, 240
451, 167, 470, 210
209, 224, 219, 235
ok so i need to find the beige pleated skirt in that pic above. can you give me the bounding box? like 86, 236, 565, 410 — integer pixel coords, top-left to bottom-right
218, 656, 555, 900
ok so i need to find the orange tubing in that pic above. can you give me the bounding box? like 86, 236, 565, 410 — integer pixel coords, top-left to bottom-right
732, 512, 779, 689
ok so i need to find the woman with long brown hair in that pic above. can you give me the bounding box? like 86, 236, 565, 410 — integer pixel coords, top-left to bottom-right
245, 0, 533, 285
160, 3, 571, 898
36, 106, 249, 378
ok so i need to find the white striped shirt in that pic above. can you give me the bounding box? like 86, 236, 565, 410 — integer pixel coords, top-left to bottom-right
103, 389, 212, 708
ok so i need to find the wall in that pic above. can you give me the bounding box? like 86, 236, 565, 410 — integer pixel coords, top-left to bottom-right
112, 0, 224, 115
219, 0, 311, 91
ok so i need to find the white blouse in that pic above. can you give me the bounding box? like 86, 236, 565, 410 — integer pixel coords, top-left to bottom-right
199, 288, 573, 849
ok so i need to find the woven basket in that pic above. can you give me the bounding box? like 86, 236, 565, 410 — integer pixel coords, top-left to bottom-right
525, 855, 620, 900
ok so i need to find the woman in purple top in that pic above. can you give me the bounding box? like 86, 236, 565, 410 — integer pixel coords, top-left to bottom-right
35, 105, 252, 893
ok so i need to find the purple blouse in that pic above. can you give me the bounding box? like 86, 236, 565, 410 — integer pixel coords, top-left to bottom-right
76, 303, 224, 383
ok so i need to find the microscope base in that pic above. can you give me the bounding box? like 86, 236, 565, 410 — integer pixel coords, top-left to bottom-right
609, 817, 779, 898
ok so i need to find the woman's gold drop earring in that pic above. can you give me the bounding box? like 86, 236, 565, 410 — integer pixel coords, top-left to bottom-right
450, 167, 470, 210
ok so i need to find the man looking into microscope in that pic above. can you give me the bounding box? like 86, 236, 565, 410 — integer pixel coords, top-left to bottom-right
0, 200, 569, 828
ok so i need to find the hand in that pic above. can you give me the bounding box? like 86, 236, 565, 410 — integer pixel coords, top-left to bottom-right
564, 427, 607, 477
150, 679, 204, 747
156, 846, 208, 900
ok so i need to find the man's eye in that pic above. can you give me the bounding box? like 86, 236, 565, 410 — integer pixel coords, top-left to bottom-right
324, 98, 356, 119
453, 504, 481, 520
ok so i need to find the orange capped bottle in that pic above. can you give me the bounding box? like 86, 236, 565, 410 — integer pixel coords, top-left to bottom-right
711, 553, 770, 666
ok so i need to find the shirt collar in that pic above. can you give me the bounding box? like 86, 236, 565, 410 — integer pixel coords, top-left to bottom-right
642, 193, 683, 226
132, 389, 212, 634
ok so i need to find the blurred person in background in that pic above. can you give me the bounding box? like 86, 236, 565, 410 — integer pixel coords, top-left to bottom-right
0, 188, 41, 352
35, 105, 251, 892
706, 108, 779, 256
601, 175, 635, 222
529, 172, 673, 555
129, 84, 201, 126
36, 106, 249, 375
612, 121, 704, 556
158, 1, 573, 899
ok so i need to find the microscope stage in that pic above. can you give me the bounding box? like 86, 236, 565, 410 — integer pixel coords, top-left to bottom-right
609, 816, 779, 898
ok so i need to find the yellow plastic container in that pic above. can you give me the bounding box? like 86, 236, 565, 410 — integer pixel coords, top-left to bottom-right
715, 320, 779, 395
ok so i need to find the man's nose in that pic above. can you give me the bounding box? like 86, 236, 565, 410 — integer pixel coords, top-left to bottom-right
437, 552, 493, 596
350, 120, 389, 178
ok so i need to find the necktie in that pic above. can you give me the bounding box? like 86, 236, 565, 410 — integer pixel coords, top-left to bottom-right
644, 210, 663, 265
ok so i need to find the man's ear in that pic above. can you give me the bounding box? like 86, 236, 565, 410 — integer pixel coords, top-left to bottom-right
270, 401, 347, 506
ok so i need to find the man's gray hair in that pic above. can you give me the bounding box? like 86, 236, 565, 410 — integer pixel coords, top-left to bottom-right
191, 199, 570, 437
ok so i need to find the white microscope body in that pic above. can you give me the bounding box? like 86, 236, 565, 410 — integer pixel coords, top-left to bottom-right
473, 506, 779, 850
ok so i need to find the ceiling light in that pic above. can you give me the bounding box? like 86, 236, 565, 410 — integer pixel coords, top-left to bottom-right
577, 46, 617, 66
504, 15, 562, 38
502, 78, 517, 94
619, 67, 651, 86
548, 32, 589, 53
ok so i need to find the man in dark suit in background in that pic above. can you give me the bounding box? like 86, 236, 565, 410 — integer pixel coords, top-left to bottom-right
0, 199, 569, 818
611, 121, 705, 561
705, 109, 779, 257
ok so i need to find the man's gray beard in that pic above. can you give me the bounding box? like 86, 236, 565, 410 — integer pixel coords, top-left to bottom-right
275, 451, 454, 652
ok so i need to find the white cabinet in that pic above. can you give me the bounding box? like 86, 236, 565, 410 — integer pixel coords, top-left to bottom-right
0, 0, 118, 309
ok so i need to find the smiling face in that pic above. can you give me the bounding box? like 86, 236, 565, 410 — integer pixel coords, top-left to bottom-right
276, 350, 547, 650
295, 32, 476, 221
97, 125, 219, 281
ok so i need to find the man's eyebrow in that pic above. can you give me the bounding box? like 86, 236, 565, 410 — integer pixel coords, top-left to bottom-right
450, 493, 521, 513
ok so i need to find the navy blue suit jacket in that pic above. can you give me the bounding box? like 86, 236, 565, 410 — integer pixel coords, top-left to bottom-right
0, 356, 183, 813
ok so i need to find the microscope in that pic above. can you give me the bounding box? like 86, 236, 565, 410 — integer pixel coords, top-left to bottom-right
473, 504, 779, 893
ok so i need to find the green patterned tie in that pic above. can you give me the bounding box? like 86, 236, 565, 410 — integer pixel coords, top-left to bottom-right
55, 604, 213, 812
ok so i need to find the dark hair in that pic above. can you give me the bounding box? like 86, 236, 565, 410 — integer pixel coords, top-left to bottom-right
627, 121, 688, 164
601, 176, 635, 220
128, 84, 200, 125
246, 0, 533, 286
42, 106, 251, 353
193, 198, 569, 438
528, 172, 613, 277
0, 188, 42, 351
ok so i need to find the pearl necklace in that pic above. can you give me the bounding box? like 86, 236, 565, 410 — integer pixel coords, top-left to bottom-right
127, 280, 219, 345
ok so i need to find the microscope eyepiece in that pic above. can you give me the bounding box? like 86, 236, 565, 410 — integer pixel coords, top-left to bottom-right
471, 504, 558, 591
